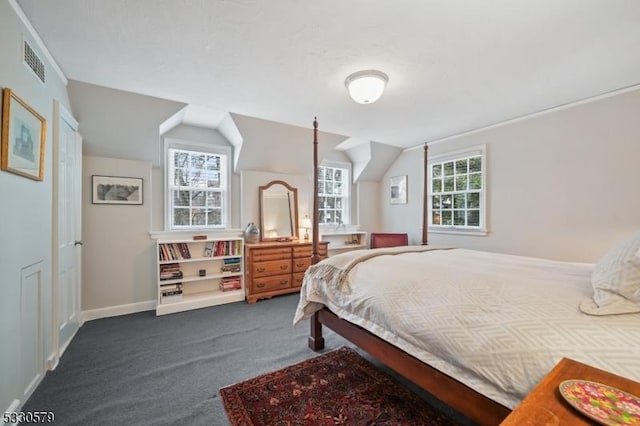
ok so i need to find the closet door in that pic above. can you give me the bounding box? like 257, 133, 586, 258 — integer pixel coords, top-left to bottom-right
53, 101, 82, 362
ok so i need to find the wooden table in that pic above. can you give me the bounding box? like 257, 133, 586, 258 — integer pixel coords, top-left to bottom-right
501, 358, 640, 425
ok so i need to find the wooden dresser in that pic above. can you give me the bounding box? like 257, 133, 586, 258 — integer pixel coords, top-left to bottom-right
244, 241, 328, 304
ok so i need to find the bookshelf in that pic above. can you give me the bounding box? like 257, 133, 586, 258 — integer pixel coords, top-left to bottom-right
319, 231, 368, 256
156, 237, 244, 315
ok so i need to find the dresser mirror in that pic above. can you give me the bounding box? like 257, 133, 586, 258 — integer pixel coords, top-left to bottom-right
259, 180, 299, 241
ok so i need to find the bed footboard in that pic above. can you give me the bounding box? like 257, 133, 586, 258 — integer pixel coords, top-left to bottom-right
308, 307, 510, 426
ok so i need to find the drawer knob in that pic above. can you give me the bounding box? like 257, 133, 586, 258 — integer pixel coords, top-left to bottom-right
280, 280, 287, 285
256, 282, 265, 288
280, 265, 288, 270
296, 262, 304, 267
257, 267, 266, 272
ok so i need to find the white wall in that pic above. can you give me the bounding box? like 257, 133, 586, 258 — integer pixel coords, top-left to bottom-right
82, 156, 155, 314
356, 180, 381, 243
67, 83, 185, 315
382, 88, 640, 262
0, 1, 72, 414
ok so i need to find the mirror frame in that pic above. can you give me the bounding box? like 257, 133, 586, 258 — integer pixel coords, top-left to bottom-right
259, 180, 299, 242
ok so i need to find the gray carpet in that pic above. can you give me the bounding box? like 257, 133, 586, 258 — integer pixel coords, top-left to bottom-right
22, 293, 473, 425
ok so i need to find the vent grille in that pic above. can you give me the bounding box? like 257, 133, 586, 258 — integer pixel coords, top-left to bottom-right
23, 40, 45, 84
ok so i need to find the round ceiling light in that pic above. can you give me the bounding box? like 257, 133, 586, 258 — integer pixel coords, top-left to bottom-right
344, 70, 389, 104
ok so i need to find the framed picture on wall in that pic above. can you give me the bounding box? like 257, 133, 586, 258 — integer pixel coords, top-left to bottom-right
390, 175, 407, 204
92, 175, 143, 205
1, 88, 47, 181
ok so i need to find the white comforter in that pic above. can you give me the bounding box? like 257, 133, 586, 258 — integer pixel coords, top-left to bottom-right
294, 247, 640, 408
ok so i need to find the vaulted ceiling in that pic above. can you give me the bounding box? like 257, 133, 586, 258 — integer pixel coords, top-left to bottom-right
16, 0, 640, 149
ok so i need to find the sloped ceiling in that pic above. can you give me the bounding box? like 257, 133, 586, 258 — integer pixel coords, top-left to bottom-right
230, 114, 348, 175
16, 0, 640, 149
346, 142, 403, 182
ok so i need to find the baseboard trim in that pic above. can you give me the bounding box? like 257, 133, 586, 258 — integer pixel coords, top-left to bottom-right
46, 352, 58, 371
82, 300, 156, 322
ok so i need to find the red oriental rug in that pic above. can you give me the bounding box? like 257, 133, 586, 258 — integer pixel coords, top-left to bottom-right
220, 346, 462, 425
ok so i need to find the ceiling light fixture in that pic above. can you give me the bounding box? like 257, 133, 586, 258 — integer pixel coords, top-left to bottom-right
344, 70, 389, 104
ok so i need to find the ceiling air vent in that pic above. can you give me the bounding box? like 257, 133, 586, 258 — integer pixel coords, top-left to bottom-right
23, 40, 45, 84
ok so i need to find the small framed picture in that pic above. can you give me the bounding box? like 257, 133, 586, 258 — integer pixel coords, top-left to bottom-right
1, 88, 47, 181
92, 175, 143, 205
390, 175, 407, 204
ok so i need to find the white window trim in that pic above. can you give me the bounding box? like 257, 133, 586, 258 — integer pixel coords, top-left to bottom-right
318, 160, 352, 227
163, 137, 232, 231
428, 144, 488, 236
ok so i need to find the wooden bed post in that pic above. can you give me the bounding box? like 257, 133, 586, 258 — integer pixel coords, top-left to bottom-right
308, 311, 325, 350
311, 117, 321, 265
309, 117, 325, 351
422, 143, 429, 245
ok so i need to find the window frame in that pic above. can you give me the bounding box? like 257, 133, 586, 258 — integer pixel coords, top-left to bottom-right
428, 145, 487, 236
164, 138, 231, 231
317, 161, 351, 226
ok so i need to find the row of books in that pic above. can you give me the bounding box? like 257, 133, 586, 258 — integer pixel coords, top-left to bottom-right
160, 283, 183, 303
159, 263, 183, 280
220, 257, 241, 273
203, 240, 242, 257
160, 278, 241, 303
220, 276, 241, 292
159, 243, 191, 261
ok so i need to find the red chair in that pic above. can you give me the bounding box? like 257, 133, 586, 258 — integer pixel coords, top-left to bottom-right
370, 233, 409, 248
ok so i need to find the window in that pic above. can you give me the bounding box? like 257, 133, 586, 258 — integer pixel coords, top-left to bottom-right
429, 147, 485, 232
318, 164, 350, 225
167, 147, 228, 229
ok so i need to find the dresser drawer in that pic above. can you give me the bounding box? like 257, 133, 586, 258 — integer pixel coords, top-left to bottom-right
292, 244, 328, 258
251, 247, 292, 262
253, 259, 291, 277
252, 274, 291, 293
292, 257, 311, 272
292, 272, 306, 287
292, 246, 312, 258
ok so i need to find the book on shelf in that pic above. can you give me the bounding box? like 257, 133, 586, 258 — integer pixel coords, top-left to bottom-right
220, 264, 241, 273
159, 263, 183, 280
203, 241, 214, 257
160, 285, 183, 302
161, 293, 183, 303
160, 272, 183, 280
161, 283, 183, 297
221, 258, 241, 272
158, 243, 191, 261
161, 289, 183, 297
160, 263, 180, 269
160, 283, 183, 291
216, 240, 242, 257
179, 243, 191, 259
219, 276, 242, 292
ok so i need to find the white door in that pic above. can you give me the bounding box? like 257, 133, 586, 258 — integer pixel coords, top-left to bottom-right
53, 101, 82, 362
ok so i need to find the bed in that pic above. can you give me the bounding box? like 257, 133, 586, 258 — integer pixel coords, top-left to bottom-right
297, 119, 640, 425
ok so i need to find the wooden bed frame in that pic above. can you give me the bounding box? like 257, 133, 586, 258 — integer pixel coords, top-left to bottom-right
307, 118, 510, 425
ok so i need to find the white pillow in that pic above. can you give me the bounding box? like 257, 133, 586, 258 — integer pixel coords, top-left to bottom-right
579, 231, 640, 315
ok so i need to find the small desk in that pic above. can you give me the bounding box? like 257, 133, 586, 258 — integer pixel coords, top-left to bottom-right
501, 358, 640, 425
